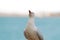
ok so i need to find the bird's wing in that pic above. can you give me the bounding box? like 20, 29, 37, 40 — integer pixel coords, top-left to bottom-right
36, 29, 44, 40
24, 30, 28, 39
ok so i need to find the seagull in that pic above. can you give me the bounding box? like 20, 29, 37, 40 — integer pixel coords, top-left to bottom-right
24, 10, 43, 40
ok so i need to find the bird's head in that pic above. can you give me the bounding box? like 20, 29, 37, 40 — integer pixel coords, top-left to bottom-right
29, 10, 35, 18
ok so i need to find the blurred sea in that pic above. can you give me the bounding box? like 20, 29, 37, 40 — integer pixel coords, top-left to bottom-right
0, 17, 60, 40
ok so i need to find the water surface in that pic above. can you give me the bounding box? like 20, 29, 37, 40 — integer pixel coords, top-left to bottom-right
0, 17, 60, 40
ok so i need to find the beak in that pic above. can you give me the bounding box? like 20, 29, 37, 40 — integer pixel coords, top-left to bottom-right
29, 10, 32, 14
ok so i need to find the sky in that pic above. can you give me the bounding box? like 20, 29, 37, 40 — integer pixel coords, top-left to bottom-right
0, 0, 60, 14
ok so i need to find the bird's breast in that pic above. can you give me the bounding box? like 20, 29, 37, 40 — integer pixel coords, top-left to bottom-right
25, 28, 39, 40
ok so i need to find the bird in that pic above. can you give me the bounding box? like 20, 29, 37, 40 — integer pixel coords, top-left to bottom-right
24, 10, 43, 40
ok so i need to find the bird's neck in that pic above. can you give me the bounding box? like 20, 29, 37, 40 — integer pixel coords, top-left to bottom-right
26, 17, 37, 31
28, 17, 35, 26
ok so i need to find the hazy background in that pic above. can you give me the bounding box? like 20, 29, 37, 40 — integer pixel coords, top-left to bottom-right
0, 0, 60, 40
0, 0, 60, 15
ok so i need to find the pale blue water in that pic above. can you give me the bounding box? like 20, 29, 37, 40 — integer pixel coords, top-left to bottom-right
0, 17, 60, 40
